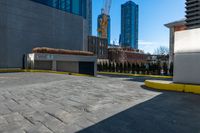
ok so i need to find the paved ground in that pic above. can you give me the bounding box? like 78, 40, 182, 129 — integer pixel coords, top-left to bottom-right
0, 72, 200, 133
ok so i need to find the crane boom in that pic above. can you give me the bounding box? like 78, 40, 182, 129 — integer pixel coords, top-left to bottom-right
102, 0, 112, 15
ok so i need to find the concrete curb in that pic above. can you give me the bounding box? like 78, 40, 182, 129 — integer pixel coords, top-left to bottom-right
98, 72, 173, 79
0, 69, 93, 77
0, 69, 24, 73
145, 80, 200, 94
25, 69, 94, 77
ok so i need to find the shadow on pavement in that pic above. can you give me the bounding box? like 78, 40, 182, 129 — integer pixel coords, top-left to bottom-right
99, 73, 173, 83
125, 76, 172, 82
141, 85, 165, 93
77, 92, 200, 133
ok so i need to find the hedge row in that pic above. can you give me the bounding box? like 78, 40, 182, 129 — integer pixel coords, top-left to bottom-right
97, 62, 173, 76
32, 47, 94, 56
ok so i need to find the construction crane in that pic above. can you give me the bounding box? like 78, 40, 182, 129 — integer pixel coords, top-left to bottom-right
98, 0, 112, 39
102, 0, 112, 15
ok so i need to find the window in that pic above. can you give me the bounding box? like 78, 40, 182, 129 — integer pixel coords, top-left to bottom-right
81, 0, 87, 18
52, 0, 59, 8
72, 0, 80, 15
59, 0, 71, 12
31, 0, 86, 18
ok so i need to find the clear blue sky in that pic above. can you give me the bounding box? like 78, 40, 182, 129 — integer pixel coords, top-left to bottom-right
92, 0, 185, 53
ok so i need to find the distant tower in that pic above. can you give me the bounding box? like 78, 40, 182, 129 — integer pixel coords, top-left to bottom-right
97, 0, 112, 45
97, 13, 111, 45
185, 0, 200, 29
120, 1, 139, 49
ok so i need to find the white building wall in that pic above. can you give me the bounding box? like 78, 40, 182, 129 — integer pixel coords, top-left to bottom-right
174, 28, 200, 84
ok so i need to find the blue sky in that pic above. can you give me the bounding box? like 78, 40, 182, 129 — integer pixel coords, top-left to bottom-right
92, 0, 185, 53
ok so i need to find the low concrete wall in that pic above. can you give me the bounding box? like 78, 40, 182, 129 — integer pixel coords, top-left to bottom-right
174, 28, 200, 84
56, 61, 79, 73
34, 61, 52, 70
27, 53, 97, 76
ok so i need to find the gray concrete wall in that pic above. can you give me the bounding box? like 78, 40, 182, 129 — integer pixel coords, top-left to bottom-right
0, 0, 89, 68
56, 61, 79, 73
173, 53, 200, 84
169, 28, 175, 66
34, 61, 52, 70
0, 16, 7, 68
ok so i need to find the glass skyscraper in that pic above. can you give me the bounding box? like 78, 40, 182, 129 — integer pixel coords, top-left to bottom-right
31, 0, 87, 18
120, 1, 139, 49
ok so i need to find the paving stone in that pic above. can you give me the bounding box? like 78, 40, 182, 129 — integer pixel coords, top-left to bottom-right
0, 95, 5, 101
0, 116, 7, 125
45, 108, 73, 124
4, 112, 24, 123
44, 115, 68, 133
26, 123, 53, 133
0, 122, 23, 133
0, 104, 12, 115
75, 116, 95, 128
27, 100, 46, 110
63, 124, 83, 133
8, 104, 34, 114
22, 111, 51, 124
1, 129, 26, 133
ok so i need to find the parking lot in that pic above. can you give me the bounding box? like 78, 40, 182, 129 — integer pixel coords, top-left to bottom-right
0, 72, 200, 133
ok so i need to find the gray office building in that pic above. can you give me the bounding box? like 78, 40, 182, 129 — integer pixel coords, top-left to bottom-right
120, 1, 139, 49
186, 0, 200, 28
0, 0, 92, 68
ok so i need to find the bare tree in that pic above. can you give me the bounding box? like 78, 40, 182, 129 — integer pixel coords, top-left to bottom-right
154, 46, 169, 55
119, 50, 127, 63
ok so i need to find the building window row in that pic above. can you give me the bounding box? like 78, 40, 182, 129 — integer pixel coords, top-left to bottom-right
31, 0, 87, 18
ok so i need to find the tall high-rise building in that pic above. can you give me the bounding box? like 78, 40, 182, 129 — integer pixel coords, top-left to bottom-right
32, 0, 87, 17
87, 0, 93, 35
120, 1, 139, 49
97, 14, 111, 44
185, 0, 200, 29
0, 0, 92, 68
32, 0, 92, 35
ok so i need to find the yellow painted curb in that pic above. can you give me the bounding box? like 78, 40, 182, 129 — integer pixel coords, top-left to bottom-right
0, 69, 24, 73
185, 85, 200, 94
24, 69, 93, 77
145, 80, 184, 92
98, 72, 172, 79
145, 80, 200, 95
24, 69, 69, 74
